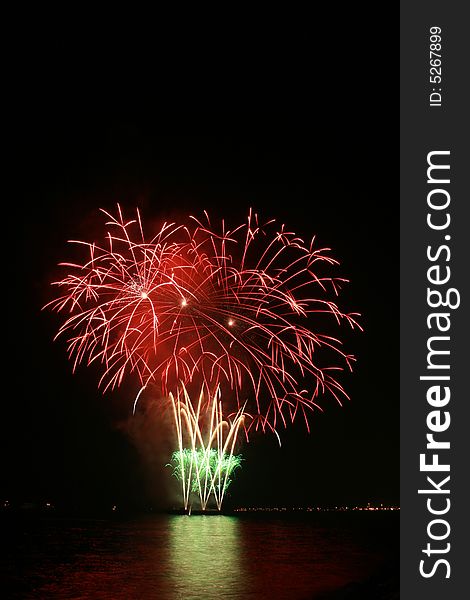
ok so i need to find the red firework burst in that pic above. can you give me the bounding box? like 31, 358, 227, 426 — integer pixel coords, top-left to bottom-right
45, 205, 361, 434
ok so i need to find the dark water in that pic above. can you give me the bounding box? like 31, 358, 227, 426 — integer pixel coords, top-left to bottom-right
3, 512, 398, 599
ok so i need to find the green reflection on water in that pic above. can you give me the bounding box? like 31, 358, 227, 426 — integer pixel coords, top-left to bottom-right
167, 515, 243, 599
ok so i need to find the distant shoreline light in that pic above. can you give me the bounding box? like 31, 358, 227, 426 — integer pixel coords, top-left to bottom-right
233, 505, 400, 512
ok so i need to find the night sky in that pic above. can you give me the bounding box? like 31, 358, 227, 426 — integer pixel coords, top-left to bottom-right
7, 53, 397, 512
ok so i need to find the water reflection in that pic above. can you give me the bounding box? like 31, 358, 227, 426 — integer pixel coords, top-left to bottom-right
4, 513, 397, 599
167, 515, 243, 599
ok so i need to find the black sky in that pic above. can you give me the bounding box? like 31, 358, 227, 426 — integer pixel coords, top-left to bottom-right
6, 38, 397, 511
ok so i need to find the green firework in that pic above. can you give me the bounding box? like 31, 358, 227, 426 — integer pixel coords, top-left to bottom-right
168, 448, 243, 504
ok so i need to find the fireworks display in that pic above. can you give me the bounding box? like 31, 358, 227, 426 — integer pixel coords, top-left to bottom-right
168, 448, 243, 508
168, 387, 244, 511
45, 205, 361, 510
169, 385, 246, 511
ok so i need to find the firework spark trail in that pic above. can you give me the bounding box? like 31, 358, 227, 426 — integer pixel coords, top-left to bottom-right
169, 385, 245, 511
45, 205, 361, 435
